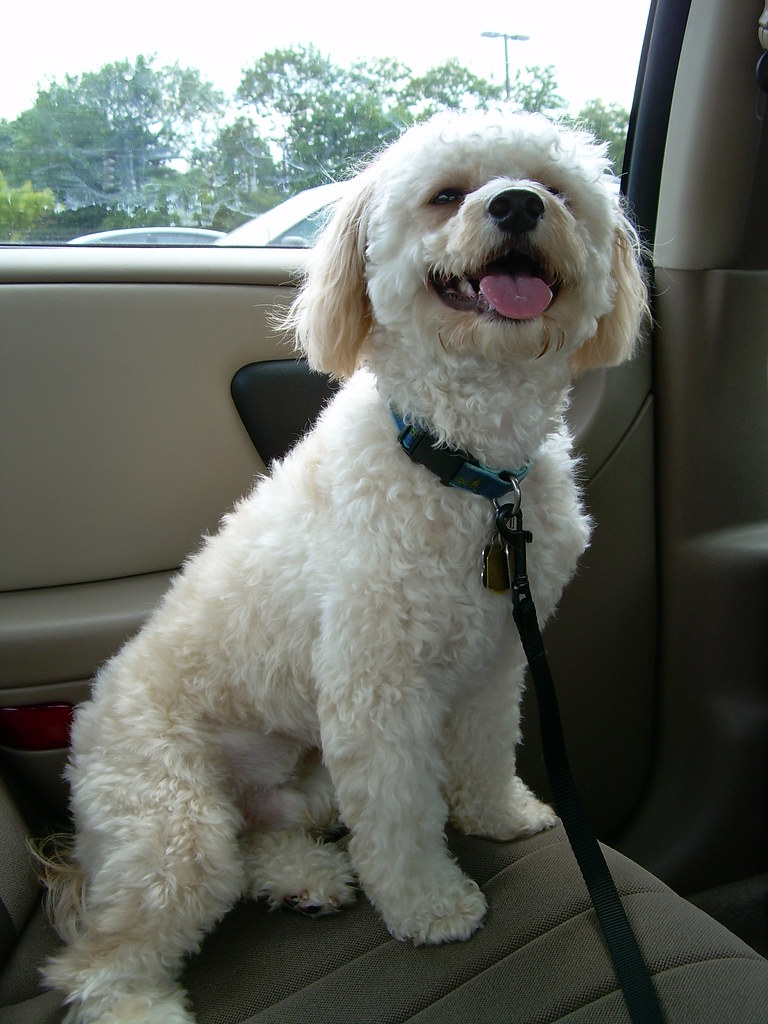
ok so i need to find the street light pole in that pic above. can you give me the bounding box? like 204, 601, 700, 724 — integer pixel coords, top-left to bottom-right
481, 31, 530, 101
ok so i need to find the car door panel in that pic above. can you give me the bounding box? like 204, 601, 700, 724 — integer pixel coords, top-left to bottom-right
1, 282, 282, 589
619, 269, 768, 892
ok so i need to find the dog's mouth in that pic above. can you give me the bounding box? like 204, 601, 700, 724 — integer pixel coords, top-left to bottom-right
430, 254, 558, 321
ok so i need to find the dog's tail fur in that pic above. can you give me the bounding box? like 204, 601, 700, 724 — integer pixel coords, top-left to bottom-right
27, 834, 87, 945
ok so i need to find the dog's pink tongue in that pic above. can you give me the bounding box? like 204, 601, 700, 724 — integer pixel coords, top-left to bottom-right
479, 267, 553, 320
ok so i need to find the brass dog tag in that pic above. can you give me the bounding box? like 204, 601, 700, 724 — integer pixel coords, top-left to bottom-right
481, 535, 510, 593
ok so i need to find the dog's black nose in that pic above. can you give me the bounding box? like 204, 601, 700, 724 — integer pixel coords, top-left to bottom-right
487, 189, 545, 235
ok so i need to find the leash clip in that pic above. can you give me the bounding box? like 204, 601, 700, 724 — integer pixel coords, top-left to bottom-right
493, 494, 532, 602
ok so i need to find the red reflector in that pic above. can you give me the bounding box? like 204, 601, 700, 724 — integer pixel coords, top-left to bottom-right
0, 703, 74, 751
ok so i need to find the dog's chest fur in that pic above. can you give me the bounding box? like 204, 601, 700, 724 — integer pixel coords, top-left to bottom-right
181, 371, 588, 723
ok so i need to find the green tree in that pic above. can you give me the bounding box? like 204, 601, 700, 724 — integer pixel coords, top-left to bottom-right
3, 56, 225, 235
236, 46, 502, 198
236, 46, 409, 193
509, 65, 566, 116
574, 99, 630, 174
0, 171, 55, 240
405, 58, 503, 117
188, 117, 280, 228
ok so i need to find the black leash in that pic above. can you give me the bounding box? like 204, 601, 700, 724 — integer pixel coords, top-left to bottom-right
495, 500, 664, 1024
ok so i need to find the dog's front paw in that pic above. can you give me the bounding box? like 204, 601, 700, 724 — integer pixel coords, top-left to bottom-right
384, 874, 487, 945
504, 777, 559, 837
451, 776, 558, 841
414, 878, 488, 945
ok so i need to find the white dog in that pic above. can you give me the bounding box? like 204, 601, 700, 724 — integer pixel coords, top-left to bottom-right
42, 110, 647, 1023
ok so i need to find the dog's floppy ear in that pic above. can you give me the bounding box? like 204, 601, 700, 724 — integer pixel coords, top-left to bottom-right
287, 175, 376, 380
569, 213, 649, 375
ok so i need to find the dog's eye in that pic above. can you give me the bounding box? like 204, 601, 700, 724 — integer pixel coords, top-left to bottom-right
430, 188, 465, 206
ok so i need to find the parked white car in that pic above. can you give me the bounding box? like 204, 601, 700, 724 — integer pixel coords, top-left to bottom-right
216, 181, 350, 247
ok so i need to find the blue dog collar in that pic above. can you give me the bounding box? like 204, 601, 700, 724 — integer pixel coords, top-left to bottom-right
389, 405, 530, 500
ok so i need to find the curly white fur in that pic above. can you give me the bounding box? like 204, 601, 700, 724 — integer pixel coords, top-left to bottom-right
43, 109, 647, 1022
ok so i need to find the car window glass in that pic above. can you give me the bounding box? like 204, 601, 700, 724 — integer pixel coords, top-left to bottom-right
0, 0, 652, 247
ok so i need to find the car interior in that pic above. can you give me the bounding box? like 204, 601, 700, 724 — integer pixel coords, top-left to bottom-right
1, 0, 768, 1020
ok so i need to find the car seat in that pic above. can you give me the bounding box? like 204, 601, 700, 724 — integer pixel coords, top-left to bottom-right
2, 774, 767, 1023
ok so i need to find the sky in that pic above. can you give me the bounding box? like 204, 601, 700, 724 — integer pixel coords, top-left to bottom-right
0, 0, 652, 122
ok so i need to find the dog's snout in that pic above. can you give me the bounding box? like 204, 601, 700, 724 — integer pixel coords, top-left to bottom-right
487, 188, 545, 235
